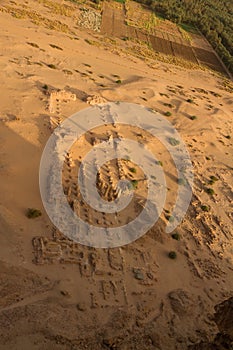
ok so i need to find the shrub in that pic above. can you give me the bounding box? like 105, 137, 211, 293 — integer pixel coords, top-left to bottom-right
205, 188, 215, 195
177, 178, 187, 186
169, 137, 180, 146
42, 84, 48, 90
115, 79, 122, 84
190, 115, 197, 120
26, 208, 42, 219
209, 175, 219, 185
164, 111, 172, 116
201, 205, 210, 212
131, 180, 138, 189
168, 251, 177, 259
171, 232, 180, 240
129, 167, 136, 173
210, 175, 218, 182
84, 39, 93, 45
165, 215, 175, 223
187, 98, 194, 103
156, 160, 163, 166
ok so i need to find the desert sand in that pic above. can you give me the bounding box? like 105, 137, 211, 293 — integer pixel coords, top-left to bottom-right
0, 0, 232, 349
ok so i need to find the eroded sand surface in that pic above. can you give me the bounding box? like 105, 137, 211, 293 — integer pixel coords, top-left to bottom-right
0, 1, 233, 349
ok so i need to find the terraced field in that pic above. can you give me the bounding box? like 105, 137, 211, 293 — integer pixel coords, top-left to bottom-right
149, 35, 173, 56
193, 47, 226, 73
171, 42, 198, 64
100, 1, 228, 76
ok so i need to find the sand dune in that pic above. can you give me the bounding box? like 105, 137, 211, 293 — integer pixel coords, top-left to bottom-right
0, 0, 232, 349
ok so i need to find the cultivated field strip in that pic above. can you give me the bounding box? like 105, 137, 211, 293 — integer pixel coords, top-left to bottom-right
149, 35, 173, 56
171, 42, 198, 64
100, 2, 228, 75
193, 48, 226, 74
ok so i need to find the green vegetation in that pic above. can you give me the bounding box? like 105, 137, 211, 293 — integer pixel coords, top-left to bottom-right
84, 39, 93, 45
164, 111, 172, 117
115, 79, 122, 84
169, 137, 180, 146
144, 13, 158, 33
156, 160, 163, 166
210, 175, 219, 182
171, 232, 180, 240
136, 0, 233, 73
26, 208, 42, 219
165, 215, 175, 223
201, 205, 210, 212
129, 167, 137, 173
208, 180, 215, 185
205, 187, 215, 195
177, 178, 187, 186
190, 115, 197, 120
168, 251, 177, 259
187, 98, 194, 103
131, 180, 139, 189
208, 175, 219, 185
179, 23, 198, 34
42, 84, 48, 90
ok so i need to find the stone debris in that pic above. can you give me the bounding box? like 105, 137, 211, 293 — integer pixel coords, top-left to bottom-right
133, 268, 144, 280
48, 89, 76, 129
86, 94, 107, 105
168, 289, 193, 316
77, 8, 102, 32
48, 89, 76, 114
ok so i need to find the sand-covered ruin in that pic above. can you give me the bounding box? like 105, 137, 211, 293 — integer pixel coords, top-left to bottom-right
0, 0, 232, 349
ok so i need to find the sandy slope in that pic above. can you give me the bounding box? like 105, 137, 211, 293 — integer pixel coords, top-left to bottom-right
0, 1, 233, 349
